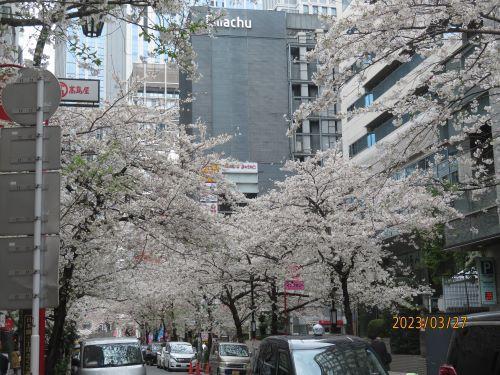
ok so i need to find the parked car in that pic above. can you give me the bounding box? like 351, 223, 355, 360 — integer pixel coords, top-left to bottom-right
159, 341, 197, 371
209, 342, 251, 375
439, 311, 500, 375
71, 337, 146, 375
252, 335, 387, 375
144, 342, 162, 365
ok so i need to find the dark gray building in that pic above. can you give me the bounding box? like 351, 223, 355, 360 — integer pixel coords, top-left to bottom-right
180, 8, 340, 194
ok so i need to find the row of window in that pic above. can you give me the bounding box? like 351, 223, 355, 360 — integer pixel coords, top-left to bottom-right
303, 5, 337, 15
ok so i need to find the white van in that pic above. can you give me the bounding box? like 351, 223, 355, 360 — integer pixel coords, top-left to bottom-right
72, 337, 146, 375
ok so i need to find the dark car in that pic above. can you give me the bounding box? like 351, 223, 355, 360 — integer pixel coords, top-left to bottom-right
439, 311, 500, 375
145, 342, 162, 365
252, 335, 387, 375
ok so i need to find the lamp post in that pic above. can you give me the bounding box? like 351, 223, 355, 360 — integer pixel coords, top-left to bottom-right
81, 1, 104, 38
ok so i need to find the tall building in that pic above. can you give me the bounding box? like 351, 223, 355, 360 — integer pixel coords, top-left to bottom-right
209, 0, 263, 9
180, 8, 340, 194
54, 7, 177, 103
339, 4, 500, 312
263, 0, 342, 16
0, 3, 22, 63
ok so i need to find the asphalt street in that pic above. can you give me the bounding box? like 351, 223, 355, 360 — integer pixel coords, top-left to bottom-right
146, 365, 207, 375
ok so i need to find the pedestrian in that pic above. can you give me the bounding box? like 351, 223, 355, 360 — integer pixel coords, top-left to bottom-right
368, 333, 391, 371
10, 349, 20, 375
0, 341, 9, 375
11, 336, 20, 375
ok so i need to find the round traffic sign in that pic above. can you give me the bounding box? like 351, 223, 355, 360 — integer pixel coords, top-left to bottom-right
1, 67, 61, 126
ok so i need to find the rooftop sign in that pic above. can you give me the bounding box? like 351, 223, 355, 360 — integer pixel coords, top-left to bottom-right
206, 15, 252, 29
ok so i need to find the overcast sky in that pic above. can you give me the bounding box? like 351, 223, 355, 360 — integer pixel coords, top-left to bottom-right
20, 27, 55, 72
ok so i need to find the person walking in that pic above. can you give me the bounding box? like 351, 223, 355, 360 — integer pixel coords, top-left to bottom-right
369, 333, 392, 371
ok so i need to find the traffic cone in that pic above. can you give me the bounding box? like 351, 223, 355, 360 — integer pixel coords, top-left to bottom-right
188, 362, 194, 374
195, 362, 201, 375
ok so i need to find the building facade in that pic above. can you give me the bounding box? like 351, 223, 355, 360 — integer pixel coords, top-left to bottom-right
180, 8, 339, 194
263, 0, 342, 16
54, 6, 176, 103
339, 7, 500, 312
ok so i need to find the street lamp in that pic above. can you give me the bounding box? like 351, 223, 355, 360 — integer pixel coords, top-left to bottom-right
81, 1, 104, 38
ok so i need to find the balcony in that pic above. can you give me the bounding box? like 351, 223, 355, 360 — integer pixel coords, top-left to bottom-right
445, 187, 500, 249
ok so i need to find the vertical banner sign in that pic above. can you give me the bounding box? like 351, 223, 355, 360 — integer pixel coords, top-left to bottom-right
477, 257, 497, 305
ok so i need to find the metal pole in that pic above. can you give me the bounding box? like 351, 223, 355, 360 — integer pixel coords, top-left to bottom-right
164, 58, 167, 109
31, 72, 44, 375
250, 275, 256, 340
143, 60, 147, 105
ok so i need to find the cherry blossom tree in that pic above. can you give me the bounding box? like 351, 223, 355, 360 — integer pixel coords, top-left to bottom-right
34, 85, 232, 371
237, 148, 458, 334
0, 0, 213, 70
296, 0, 499, 189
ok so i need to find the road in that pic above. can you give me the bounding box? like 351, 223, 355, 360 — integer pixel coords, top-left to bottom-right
146, 365, 207, 375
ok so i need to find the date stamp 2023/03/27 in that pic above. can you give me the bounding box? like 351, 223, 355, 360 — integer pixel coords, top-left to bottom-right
392, 316, 467, 330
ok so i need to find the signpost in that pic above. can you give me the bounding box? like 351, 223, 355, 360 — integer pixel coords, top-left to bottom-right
1, 67, 61, 375
477, 257, 497, 305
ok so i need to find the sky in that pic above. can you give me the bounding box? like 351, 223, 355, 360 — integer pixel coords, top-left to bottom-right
19, 26, 55, 73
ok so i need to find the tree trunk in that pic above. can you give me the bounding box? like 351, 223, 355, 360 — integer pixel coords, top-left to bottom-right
46, 263, 74, 375
226, 298, 244, 342
340, 276, 354, 335
269, 280, 279, 335
33, 25, 50, 66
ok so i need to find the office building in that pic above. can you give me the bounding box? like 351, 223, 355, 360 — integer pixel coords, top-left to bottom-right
209, 0, 263, 10
0, 3, 22, 64
180, 8, 340, 194
339, 4, 500, 312
263, 0, 342, 16
54, 7, 177, 104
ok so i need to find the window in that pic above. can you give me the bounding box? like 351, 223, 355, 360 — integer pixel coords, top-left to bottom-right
308, 84, 318, 98
364, 92, 374, 107
448, 325, 500, 375
321, 6, 328, 14
292, 84, 301, 97
258, 344, 276, 375
303, 5, 309, 13
367, 133, 376, 147
290, 46, 300, 61
322, 120, 338, 134
313, 6, 318, 14
277, 351, 291, 375
330, 7, 337, 16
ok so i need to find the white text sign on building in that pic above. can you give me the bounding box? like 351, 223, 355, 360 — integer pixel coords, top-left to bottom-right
206, 15, 252, 29
59, 78, 100, 106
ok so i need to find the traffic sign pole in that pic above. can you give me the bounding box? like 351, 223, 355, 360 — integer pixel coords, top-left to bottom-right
31, 73, 44, 375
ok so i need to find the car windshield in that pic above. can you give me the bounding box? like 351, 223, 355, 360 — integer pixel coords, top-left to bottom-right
292, 344, 386, 375
171, 344, 194, 354
83, 343, 143, 368
152, 344, 162, 352
219, 344, 249, 357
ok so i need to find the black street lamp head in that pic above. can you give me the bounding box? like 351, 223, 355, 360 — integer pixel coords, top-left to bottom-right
82, 15, 104, 38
